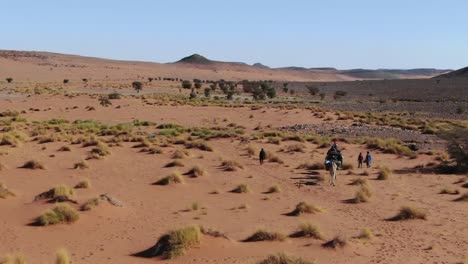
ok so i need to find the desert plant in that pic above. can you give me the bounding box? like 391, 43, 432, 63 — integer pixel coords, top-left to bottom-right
20, 160, 45, 170
257, 253, 314, 264
290, 222, 324, 239
243, 229, 286, 242
1, 253, 26, 264
55, 248, 70, 264
73, 160, 89, 170
268, 154, 284, 164
267, 184, 281, 194
341, 162, 354, 170
52, 185, 74, 199
350, 178, 368, 186
154, 171, 184, 185
81, 197, 101, 211
5, 77, 13, 83
288, 202, 323, 216
353, 184, 373, 203
377, 166, 391, 180
99, 97, 112, 107
357, 228, 374, 240
221, 160, 243, 171
186, 165, 206, 177
191, 202, 200, 211
439, 187, 459, 195
74, 179, 91, 189
322, 236, 347, 249
231, 184, 250, 193
454, 192, 468, 202
108, 92, 122, 99
134, 226, 201, 259
165, 160, 184, 168
173, 149, 189, 159
388, 206, 427, 221
63, 79, 69, 84
58, 146, 71, 152
36, 204, 80, 226
132, 81, 143, 93
306, 85, 319, 95
246, 145, 256, 156
0, 183, 15, 199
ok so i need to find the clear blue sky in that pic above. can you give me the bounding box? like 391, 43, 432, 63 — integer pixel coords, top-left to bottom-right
2, 0, 467, 69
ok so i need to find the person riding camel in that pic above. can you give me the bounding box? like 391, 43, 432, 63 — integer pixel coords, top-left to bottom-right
325, 144, 343, 170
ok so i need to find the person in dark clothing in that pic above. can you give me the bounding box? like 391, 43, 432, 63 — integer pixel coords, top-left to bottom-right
358, 152, 363, 168
365, 151, 372, 168
259, 148, 266, 165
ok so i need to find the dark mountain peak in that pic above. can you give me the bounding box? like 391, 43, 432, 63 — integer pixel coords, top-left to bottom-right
435, 67, 468, 78
252, 62, 270, 69
176, 54, 213, 64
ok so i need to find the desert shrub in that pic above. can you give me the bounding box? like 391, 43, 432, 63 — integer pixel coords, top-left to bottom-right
243, 229, 286, 242
186, 165, 206, 177
132, 81, 143, 93
306, 85, 319, 95
55, 248, 70, 264
322, 236, 347, 249
173, 149, 189, 159
73, 160, 89, 170
36, 204, 80, 226
165, 160, 184, 168
99, 97, 112, 107
134, 226, 201, 259
388, 206, 427, 221
439, 187, 459, 195
364, 138, 413, 157
377, 166, 391, 180
268, 154, 284, 164
297, 162, 324, 170
108, 92, 121, 99
357, 228, 374, 240
81, 197, 101, 211
88, 142, 111, 159
191, 202, 200, 211
257, 253, 314, 264
74, 179, 91, 189
353, 184, 373, 203
148, 147, 163, 154
221, 160, 243, 171
5, 77, 13, 83
350, 178, 368, 186
20, 160, 45, 170
284, 144, 305, 153
267, 184, 281, 193
290, 222, 323, 239
231, 184, 250, 193
52, 184, 74, 199
454, 192, 468, 202
0, 183, 15, 199
58, 146, 71, 152
184, 141, 213, 152
288, 202, 323, 216
181, 80, 192, 89
1, 253, 26, 264
154, 171, 184, 185
246, 145, 256, 156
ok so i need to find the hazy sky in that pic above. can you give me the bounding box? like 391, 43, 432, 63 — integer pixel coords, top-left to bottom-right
2, 0, 467, 69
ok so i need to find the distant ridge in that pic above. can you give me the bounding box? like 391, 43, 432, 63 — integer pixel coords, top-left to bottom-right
252, 63, 270, 69
435, 67, 468, 78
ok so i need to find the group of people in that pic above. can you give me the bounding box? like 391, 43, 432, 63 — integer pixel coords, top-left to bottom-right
258, 140, 373, 169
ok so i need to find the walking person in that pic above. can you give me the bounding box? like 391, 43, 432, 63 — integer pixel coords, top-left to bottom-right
365, 151, 372, 168
358, 152, 363, 168
259, 148, 266, 165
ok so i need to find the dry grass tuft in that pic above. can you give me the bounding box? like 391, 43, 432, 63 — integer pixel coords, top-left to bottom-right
58, 146, 71, 152
186, 165, 206, 177
154, 171, 185, 185
454, 192, 468, 202
350, 178, 369, 186
439, 187, 459, 195
246, 145, 256, 156
257, 253, 314, 264
1, 253, 26, 264
36, 204, 79, 226
266, 184, 281, 194
0, 183, 15, 199
322, 236, 347, 249
243, 229, 286, 242
352, 184, 373, 203
288, 202, 323, 216
290, 222, 324, 239
81, 197, 101, 211
55, 248, 70, 264
221, 160, 243, 171
20, 160, 45, 170
74, 179, 91, 189
134, 226, 201, 259
172, 149, 189, 159
377, 166, 391, 180
165, 160, 184, 168
341, 162, 354, 170
231, 184, 250, 193
388, 206, 427, 221
268, 154, 284, 164
73, 160, 89, 170
357, 228, 374, 240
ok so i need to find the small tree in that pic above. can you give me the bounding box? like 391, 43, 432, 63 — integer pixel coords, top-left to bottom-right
148, 77, 153, 82
283, 83, 289, 93
204, 88, 211, 98
63, 79, 69, 84
189, 88, 197, 99
306, 85, 319, 95
182, 80, 192, 89
132, 81, 143, 93
289, 89, 295, 95
6, 78, 13, 83
226, 90, 235, 100
319, 93, 326, 100
195, 82, 202, 89
82, 78, 88, 83
210, 83, 217, 91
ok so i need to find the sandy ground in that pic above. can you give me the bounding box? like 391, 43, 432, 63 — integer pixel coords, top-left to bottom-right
0, 93, 467, 264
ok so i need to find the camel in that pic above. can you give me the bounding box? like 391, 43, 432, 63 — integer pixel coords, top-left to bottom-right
327, 161, 339, 186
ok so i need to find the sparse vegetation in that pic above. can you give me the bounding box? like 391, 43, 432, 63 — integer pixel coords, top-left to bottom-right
290, 222, 324, 239
231, 184, 250, 193
165, 160, 184, 168
288, 202, 323, 216
243, 229, 286, 242
267, 184, 281, 194
322, 236, 347, 249
1, 253, 26, 264
20, 160, 45, 170
352, 184, 373, 203
154, 171, 185, 185
132, 81, 143, 93
186, 165, 206, 177
454, 192, 468, 202
221, 160, 243, 171
0, 183, 15, 199
357, 228, 374, 240
257, 253, 314, 264
377, 166, 391, 180
36, 204, 79, 226
388, 206, 427, 221
81, 197, 101, 211
134, 226, 201, 259
74, 179, 91, 189
55, 248, 70, 264
73, 160, 89, 170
